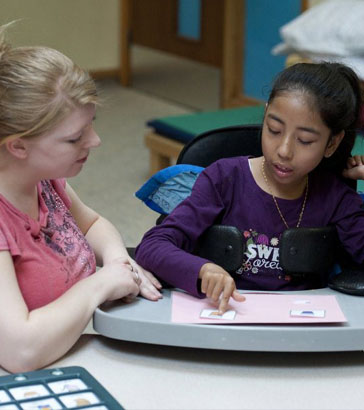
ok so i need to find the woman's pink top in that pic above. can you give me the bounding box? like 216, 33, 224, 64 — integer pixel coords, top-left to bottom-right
0, 179, 96, 310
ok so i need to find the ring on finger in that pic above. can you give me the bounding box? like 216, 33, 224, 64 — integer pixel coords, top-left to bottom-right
131, 268, 140, 285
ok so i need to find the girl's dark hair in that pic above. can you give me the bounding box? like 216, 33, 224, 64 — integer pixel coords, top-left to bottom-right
268, 62, 363, 179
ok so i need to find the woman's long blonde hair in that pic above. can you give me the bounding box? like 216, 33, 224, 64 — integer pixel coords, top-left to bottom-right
0, 22, 98, 144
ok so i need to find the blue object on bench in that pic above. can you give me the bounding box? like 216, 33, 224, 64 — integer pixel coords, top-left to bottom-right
135, 164, 204, 214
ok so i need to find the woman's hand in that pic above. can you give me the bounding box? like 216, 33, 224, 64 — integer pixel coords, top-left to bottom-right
199, 263, 245, 314
100, 257, 162, 302
96, 257, 140, 302
342, 155, 364, 180
128, 260, 163, 301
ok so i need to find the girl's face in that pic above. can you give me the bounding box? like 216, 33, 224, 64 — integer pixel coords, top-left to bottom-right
261, 91, 342, 193
24, 103, 100, 180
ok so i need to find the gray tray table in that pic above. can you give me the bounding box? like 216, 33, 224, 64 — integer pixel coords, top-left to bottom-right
93, 288, 364, 352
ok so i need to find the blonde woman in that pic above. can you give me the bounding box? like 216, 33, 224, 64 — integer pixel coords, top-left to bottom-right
0, 23, 162, 373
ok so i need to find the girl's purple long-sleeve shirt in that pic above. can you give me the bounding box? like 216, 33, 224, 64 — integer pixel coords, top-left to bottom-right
135, 157, 364, 297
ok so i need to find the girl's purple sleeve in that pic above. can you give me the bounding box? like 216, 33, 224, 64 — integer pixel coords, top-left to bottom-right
135, 164, 225, 297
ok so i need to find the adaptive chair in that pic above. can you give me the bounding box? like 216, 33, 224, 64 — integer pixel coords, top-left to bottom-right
94, 124, 364, 352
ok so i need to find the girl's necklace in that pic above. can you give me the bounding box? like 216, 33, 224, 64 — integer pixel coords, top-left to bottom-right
261, 157, 308, 229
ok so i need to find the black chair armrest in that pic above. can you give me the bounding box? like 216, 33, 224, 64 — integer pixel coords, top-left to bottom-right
279, 226, 338, 276
329, 266, 364, 296
195, 225, 244, 273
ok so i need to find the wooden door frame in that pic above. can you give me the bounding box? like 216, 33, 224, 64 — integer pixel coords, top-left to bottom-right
119, 0, 225, 87
120, 0, 132, 86
119, 0, 308, 108
220, 0, 245, 108
119, 0, 241, 104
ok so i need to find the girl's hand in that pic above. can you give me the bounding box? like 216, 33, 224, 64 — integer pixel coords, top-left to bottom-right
342, 155, 364, 180
128, 260, 163, 301
199, 263, 245, 314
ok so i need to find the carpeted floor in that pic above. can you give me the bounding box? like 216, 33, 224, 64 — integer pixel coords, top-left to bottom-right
131, 45, 220, 111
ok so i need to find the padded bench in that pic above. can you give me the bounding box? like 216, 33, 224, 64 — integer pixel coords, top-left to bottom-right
145, 105, 265, 175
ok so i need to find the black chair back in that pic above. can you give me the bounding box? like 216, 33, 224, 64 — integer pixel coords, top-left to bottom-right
177, 125, 262, 167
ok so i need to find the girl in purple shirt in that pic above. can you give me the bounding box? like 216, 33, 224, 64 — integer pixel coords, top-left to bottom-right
136, 62, 364, 314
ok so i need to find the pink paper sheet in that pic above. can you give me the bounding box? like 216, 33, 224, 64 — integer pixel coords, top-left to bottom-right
171, 291, 347, 324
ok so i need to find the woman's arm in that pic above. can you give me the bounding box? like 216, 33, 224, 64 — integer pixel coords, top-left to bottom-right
66, 183, 162, 300
0, 251, 139, 373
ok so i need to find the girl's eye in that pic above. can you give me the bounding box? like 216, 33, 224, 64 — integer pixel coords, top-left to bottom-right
298, 138, 313, 146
